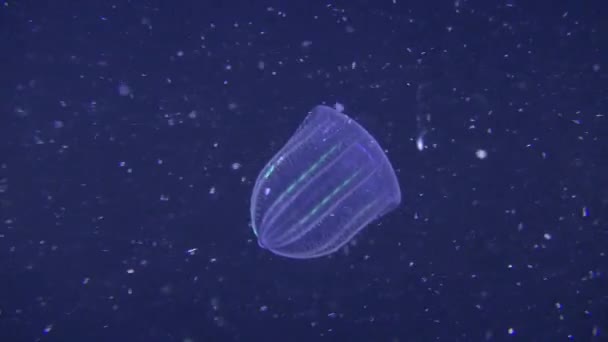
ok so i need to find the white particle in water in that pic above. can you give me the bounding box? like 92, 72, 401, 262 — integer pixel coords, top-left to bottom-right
118, 83, 131, 96
416, 135, 424, 151
475, 149, 488, 159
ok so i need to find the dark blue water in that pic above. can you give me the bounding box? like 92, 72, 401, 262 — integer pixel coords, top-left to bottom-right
1, 1, 606, 341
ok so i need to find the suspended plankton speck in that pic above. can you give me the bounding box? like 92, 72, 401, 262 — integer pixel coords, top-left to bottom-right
475, 149, 488, 159
43, 324, 53, 334
118, 83, 131, 96
416, 135, 424, 151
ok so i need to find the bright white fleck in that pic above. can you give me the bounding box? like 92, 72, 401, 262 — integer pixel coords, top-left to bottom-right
259, 305, 268, 312
581, 206, 589, 217
543, 233, 552, 240
507, 327, 515, 335
43, 324, 53, 334
209, 186, 216, 195
176, 50, 184, 57
416, 135, 424, 151
126, 268, 135, 274
475, 149, 488, 159
264, 187, 271, 196
231, 162, 241, 170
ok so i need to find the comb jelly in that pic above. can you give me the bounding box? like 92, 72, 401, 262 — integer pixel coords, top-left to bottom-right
250, 105, 401, 259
